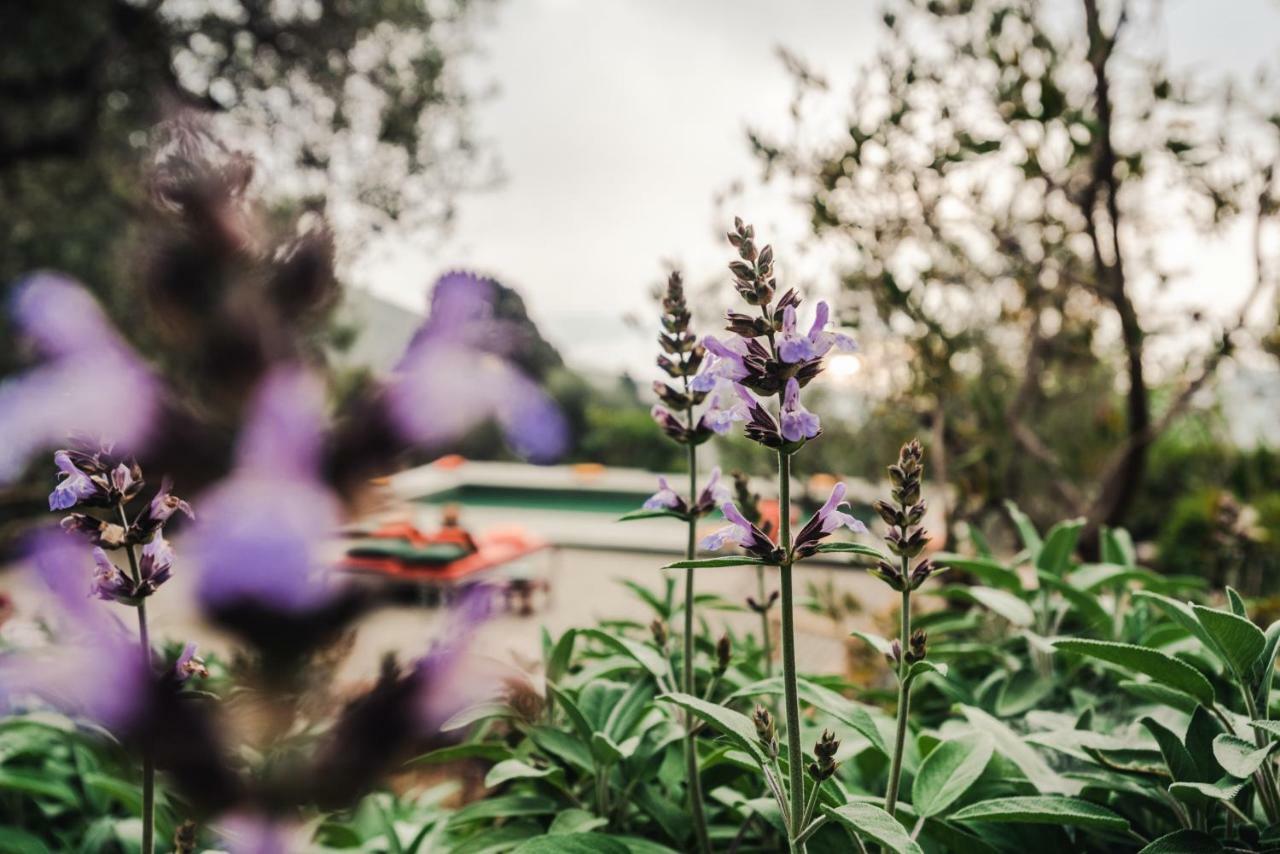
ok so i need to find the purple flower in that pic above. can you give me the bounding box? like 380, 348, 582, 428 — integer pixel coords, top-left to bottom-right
138, 535, 175, 591
643, 476, 686, 512
780, 379, 821, 442
698, 378, 750, 435
0, 530, 147, 729
191, 368, 343, 615
692, 466, 732, 515
174, 642, 209, 682
778, 301, 857, 364
49, 451, 98, 510
692, 335, 750, 392
91, 547, 134, 602
699, 502, 779, 561
0, 275, 158, 482
131, 476, 195, 540
387, 273, 568, 463
793, 482, 868, 559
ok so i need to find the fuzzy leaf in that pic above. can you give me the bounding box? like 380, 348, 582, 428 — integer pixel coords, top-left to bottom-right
1212, 734, 1278, 778
1137, 830, 1223, 854
728, 676, 887, 756
657, 692, 766, 765
1192, 604, 1265, 679
912, 734, 995, 817
821, 803, 922, 854
663, 556, 768, 569
1139, 717, 1199, 783
1004, 501, 1042, 555
931, 554, 1022, 592
959, 706, 1077, 794
951, 796, 1130, 831
1168, 778, 1245, 806
1253, 620, 1280, 711
1052, 639, 1214, 706
952, 586, 1035, 627
580, 630, 670, 683
512, 834, 630, 854
814, 541, 892, 562
618, 508, 688, 522
850, 630, 894, 656
484, 759, 563, 789
1035, 519, 1082, 576
1249, 719, 1280, 740
906, 660, 948, 684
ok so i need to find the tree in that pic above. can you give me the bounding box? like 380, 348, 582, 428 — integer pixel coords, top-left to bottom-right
0, 0, 491, 327
750, 0, 1279, 539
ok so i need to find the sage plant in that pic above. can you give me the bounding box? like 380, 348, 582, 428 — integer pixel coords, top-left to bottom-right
681, 219, 864, 852
49, 446, 194, 854
634, 271, 740, 852
869, 440, 939, 816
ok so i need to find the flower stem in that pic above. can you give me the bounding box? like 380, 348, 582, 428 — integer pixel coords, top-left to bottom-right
683, 441, 712, 854
777, 451, 805, 852
757, 564, 773, 677
118, 504, 154, 854
884, 585, 912, 817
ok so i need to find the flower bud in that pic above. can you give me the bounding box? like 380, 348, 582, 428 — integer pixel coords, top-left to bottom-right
907, 628, 927, 663
906, 500, 927, 527
715, 634, 732, 675
808, 729, 840, 781
650, 618, 668, 649
887, 639, 902, 666
747, 590, 779, 614
909, 559, 935, 590
753, 705, 778, 757
872, 499, 901, 527
871, 560, 905, 591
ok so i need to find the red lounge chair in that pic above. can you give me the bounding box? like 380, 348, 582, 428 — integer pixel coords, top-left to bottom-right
342, 524, 549, 587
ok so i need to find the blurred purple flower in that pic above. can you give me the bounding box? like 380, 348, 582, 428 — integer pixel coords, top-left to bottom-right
215, 814, 298, 854
174, 642, 209, 682
0, 530, 147, 729
778, 301, 857, 364
0, 274, 158, 482
700, 503, 778, 561
191, 368, 343, 614
412, 587, 498, 731
387, 273, 568, 463
780, 378, 820, 442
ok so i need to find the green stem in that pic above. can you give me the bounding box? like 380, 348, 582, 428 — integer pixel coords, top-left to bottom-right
884, 586, 912, 817
757, 564, 773, 677
118, 505, 154, 854
799, 778, 822, 832
1241, 686, 1280, 823
777, 451, 806, 852
683, 441, 712, 854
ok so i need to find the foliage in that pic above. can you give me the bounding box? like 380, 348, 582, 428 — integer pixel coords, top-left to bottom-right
749, 0, 1280, 536
396, 505, 1280, 852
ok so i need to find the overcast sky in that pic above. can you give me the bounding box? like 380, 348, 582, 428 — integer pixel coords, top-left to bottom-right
353, 0, 1280, 376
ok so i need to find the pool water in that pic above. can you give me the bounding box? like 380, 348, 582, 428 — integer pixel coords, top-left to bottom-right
415, 484, 656, 515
